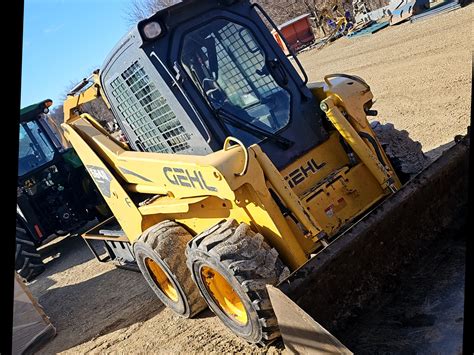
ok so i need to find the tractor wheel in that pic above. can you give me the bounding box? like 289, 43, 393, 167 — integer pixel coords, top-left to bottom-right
371, 121, 429, 183
134, 220, 207, 318
186, 219, 290, 345
15, 223, 45, 282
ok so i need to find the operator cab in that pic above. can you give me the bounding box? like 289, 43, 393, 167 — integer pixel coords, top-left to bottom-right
101, 0, 328, 169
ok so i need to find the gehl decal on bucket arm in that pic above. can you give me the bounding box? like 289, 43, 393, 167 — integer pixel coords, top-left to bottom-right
163, 167, 218, 192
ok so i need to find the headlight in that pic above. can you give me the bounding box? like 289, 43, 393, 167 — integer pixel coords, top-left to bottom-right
143, 21, 162, 40
44, 99, 52, 113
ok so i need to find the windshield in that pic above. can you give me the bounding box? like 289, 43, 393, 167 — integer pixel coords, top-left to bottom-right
18, 121, 56, 176
181, 19, 291, 145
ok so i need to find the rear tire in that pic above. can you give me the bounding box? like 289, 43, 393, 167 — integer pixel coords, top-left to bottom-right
15, 223, 45, 282
371, 121, 429, 183
186, 219, 290, 345
134, 220, 207, 318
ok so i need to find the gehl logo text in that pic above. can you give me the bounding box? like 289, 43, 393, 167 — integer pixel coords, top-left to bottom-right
285, 158, 326, 188
164, 167, 218, 192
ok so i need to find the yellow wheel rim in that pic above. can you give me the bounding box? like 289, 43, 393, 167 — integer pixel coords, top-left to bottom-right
145, 257, 179, 302
201, 266, 248, 325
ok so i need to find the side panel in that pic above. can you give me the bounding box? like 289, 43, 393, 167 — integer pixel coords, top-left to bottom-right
280, 132, 386, 236
100, 30, 213, 156
303, 164, 385, 235
280, 131, 349, 196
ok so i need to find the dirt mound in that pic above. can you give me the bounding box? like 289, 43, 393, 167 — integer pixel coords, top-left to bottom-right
371, 121, 429, 176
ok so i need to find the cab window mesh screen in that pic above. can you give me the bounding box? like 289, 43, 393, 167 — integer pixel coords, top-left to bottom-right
110, 61, 190, 153
216, 23, 279, 98
181, 19, 291, 138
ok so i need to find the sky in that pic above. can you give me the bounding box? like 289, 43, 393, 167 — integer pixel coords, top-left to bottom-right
21, 0, 134, 109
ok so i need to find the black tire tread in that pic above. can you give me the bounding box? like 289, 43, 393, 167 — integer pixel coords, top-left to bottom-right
15, 223, 45, 282
187, 219, 289, 345
137, 221, 207, 317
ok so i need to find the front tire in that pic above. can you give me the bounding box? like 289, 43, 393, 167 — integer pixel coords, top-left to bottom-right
15, 223, 45, 282
134, 221, 207, 318
186, 219, 289, 345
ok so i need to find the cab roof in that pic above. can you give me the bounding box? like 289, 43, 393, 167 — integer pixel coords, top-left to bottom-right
20, 99, 53, 123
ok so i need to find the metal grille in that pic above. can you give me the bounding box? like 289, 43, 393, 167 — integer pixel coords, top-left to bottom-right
216, 23, 280, 100
110, 61, 191, 153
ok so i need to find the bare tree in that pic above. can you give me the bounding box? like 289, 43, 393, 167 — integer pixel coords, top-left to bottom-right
254, 0, 308, 26
126, 0, 181, 25
123, 0, 389, 37
52, 78, 118, 133
49, 105, 64, 127
81, 99, 117, 132
253, 0, 352, 38
125, 0, 311, 27
48, 80, 78, 127
124, 0, 357, 39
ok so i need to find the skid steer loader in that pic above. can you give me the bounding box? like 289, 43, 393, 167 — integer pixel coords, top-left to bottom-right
62, 0, 469, 351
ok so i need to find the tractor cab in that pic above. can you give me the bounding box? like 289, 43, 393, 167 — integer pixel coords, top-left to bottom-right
18, 100, 66, 177
100, 0, 329, 169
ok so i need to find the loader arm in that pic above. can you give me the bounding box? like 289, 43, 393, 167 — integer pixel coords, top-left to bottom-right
62, 112, 324, 268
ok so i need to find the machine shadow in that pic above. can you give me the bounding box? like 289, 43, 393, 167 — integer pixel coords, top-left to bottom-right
27, 234, 106, 296
38, 234, 97, 272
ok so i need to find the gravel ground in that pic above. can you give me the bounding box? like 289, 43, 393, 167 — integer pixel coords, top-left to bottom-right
28, 5, 471, 354
298, 5, 472, 154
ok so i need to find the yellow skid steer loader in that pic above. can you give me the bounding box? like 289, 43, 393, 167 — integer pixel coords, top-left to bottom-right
62, 0, 469, 351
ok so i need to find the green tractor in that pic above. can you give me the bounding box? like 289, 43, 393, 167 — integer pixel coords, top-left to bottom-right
16, 99, 110, 281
